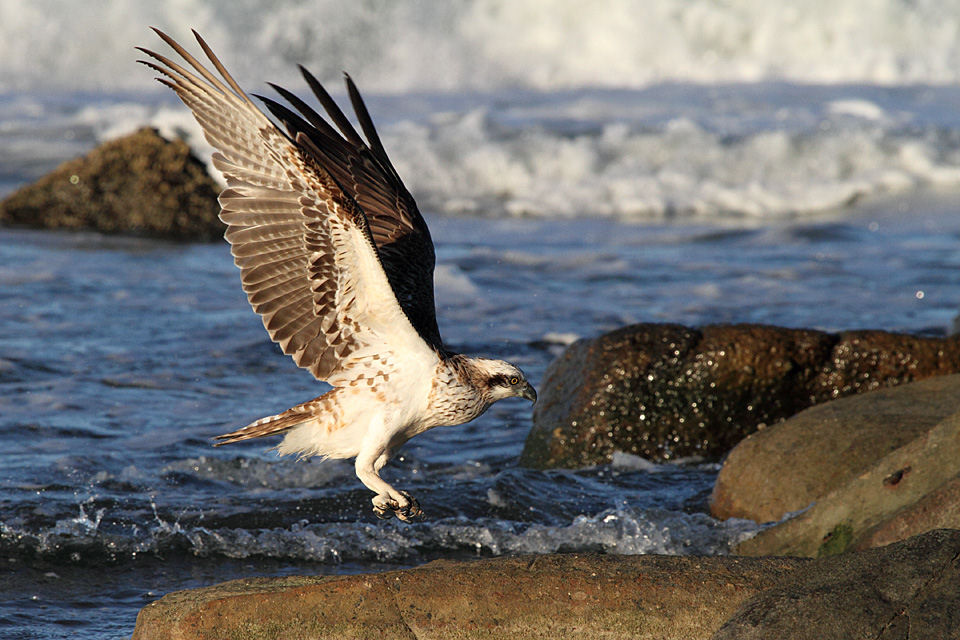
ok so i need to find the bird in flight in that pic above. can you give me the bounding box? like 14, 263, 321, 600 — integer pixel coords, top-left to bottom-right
138, 29, 536, 522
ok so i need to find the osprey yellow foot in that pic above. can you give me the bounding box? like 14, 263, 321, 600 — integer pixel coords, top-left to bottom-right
395, 492, 423, 522
372, 491, 423, 522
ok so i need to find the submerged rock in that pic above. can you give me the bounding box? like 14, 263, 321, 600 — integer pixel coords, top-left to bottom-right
520, 323, 960, 468
711, 374, 960, 523
0, 127, 221, 240
131, 530, 960, 640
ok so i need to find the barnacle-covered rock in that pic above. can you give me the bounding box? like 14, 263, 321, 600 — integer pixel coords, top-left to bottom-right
521, 323, 960, 468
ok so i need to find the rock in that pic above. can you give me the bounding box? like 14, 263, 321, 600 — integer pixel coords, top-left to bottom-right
735, 407, 960, 557
0, 127, 221, 240
854, 474, 960, 550
713, 529, 960, 640
521, 323, 960, 468
132, 553, 807, 640
521, 323, 832, 468
132, 531, 960, 640
711, 374, 960, 523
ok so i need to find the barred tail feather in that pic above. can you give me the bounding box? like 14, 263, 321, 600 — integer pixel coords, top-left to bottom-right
213, 388, 361, 461
214, 410, 312, 445
214, 389, 337, 447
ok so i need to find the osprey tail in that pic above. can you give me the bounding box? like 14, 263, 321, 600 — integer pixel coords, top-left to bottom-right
214, 393, 331, 446
213, 387, 363, 461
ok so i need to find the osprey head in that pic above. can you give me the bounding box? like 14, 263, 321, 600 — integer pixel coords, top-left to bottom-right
476, 359, 537, 404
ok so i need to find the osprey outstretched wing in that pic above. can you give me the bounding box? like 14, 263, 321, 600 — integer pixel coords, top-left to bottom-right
140, 29, 437, 384
259, 68, 443, 349
140, 29, 536, 521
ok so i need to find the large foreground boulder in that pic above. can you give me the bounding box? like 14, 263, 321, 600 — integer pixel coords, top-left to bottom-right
132, 530, 960, 640
735, 404, 960, 557
521, 323, 960, 468
133, 553, 807, 640
712, 374, 960, 523
0, 127, 221, 240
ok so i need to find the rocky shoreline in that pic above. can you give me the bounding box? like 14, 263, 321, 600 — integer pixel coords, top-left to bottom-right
132, 325, 960, 639
0, 128, 222, 241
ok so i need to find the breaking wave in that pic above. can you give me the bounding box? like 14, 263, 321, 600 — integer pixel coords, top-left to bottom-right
3, 0, 960, 92
7, 83, 960, 220
4, 1, 960, 219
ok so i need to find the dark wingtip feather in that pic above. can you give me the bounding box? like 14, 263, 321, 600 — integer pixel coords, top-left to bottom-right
253, 93, 309, 142
343, 72, 398, 180
298, 65, 364, 146
266, 82, 346, 145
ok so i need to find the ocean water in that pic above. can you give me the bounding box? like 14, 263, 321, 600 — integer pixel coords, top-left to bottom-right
2, 2, 960, 639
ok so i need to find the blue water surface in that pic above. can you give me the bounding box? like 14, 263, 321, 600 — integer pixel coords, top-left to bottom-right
1, 190, 959, 638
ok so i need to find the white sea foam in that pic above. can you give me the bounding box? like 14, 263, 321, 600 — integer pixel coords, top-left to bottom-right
540, 332, 580, 346
379, 86, 960, 219
3, 0, 960, 92
195, 509, 761, 559
0, 502, 760, 563
10, 81, 960, 221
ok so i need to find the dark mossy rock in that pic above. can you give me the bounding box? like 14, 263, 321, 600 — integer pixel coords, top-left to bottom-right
521, 323, 960, 468
0, 127, 221, 240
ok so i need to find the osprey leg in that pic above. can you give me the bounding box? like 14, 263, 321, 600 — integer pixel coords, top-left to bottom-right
354, 444, 423, 522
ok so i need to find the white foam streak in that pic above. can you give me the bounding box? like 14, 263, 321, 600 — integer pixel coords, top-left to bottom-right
158, 509, 762, 560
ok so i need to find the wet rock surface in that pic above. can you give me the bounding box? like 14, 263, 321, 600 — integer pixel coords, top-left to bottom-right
0, 127, 221, 240
521, 323, 960, 468
711, 374, 960, 523
132, 552, 807, 640
131, 531, 960, 640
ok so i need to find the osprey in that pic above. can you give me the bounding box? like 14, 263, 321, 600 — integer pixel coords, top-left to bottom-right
139, 30, 536, 522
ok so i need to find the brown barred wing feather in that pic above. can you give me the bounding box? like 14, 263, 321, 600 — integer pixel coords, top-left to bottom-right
138, 30, 435, 384
258, 68, 443, 348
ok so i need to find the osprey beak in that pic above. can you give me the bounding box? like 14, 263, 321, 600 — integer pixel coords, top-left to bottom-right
519, 382, 537, 405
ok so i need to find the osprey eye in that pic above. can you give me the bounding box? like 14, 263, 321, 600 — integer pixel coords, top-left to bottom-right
510, 376, 520, 385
